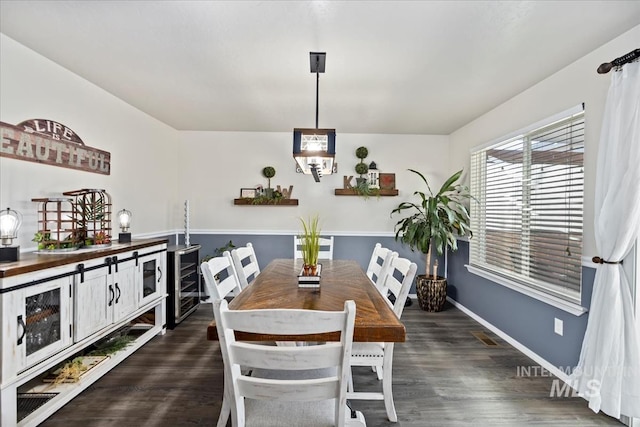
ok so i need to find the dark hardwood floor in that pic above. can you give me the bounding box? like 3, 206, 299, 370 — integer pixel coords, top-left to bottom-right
41, 300, 621, 426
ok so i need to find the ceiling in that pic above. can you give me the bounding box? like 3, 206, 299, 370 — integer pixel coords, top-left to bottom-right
1, 1, 639, 135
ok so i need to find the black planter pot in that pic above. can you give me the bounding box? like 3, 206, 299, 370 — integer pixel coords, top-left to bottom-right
415, 275, 447, 312
355, 177, 367, 186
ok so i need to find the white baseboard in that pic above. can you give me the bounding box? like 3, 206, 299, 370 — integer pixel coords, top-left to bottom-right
445, 296, 571, 383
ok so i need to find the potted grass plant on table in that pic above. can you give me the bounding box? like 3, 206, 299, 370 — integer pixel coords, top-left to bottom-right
391, 169, 472, 311
298, 215, 321, 276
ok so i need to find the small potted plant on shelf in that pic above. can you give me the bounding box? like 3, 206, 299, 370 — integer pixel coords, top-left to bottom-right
391, 169, 472, 311
262, 166, 276, 198
298, 215, 321, 276
355, 146, 369, 186
354, 177, 380, 199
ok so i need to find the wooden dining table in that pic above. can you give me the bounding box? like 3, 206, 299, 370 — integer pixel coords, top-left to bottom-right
206, 259, 406, 343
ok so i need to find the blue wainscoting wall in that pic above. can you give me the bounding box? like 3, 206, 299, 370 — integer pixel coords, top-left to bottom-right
447, 240, 595, 370
183, 233, 444, 294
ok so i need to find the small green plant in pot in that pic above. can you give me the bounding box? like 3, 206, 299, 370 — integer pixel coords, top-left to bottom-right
354, 147, 369, 186
391, 169, 472, 311
262, 166, 276, 197
298, 215, 321, 276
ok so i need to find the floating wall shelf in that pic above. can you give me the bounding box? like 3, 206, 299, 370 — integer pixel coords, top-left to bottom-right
334, 189, 398, 196
233, 199, 299, 206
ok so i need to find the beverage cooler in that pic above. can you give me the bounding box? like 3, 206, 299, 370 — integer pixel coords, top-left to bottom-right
166, 245, 201, 329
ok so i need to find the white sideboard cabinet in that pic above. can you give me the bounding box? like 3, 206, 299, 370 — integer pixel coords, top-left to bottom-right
0, 239, 167, 427
5, 276, 74, 376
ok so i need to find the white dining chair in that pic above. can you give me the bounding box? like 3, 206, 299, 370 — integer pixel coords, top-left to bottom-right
294, 235, 334, 260
214, 298, 366, 427
348, 255, 417, 423
200, 251, 243, 304
230, 242, 261, 289
203, 251, 266, 427
365, 243, 398, 294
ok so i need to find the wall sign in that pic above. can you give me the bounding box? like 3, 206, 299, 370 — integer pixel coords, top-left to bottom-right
0, 119, 111, 175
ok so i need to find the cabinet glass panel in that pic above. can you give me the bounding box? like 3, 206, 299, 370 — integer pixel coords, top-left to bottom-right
25, 289, 62, 356
142, 258, 157, 298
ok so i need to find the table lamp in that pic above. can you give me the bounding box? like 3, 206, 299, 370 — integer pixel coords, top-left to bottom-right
118, 208, 132, 243
0, 208, 22, 262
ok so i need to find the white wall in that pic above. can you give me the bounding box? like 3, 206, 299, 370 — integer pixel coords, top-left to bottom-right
449, 24, 640, 259
1, 33, 452, 246
0, 34, 180, 249
178, 131, 450, 234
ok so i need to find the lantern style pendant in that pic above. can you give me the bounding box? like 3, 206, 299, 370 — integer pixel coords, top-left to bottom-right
293, 52, 337, 182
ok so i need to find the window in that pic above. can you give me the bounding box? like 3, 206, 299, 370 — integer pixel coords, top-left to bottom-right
469, 105, 584, 306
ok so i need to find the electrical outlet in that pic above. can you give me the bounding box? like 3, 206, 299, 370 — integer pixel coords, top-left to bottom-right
554, 318, 563, 336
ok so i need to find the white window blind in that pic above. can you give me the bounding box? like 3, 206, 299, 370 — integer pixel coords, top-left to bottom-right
470, 107, 584, 303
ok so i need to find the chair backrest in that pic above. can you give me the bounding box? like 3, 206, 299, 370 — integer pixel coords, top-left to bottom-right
382, 256, 418, 318
365, 243, 398, 292
293, 235, 334, 260
214, 299, 356, 427
201, 252, 242, 302
230, 243, 260, 289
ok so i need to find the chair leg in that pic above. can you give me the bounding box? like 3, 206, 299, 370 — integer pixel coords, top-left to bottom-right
375, 365, 383, 380
218, 369, 232, 427
217, 396, 230, 427
382, 344, 397, 422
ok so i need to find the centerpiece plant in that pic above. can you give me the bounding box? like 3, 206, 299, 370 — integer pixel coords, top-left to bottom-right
391, 169, 472, 311
298, 214, 321, 276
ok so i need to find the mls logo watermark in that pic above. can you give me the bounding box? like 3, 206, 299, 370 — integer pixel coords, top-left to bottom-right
549, 379, 601, 398
515, 365, 601, 398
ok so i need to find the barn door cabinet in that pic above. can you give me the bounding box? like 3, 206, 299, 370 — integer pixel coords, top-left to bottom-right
139, 251, 165, 307
74, 254, 139, 342
3, 277, 74, 377
0, 239, 167, 427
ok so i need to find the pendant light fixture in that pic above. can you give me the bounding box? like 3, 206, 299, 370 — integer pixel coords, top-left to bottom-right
293, 52, 336, 182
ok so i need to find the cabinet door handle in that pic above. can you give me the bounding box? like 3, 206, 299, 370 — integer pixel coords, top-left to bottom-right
17, 315, 26, 345
157, 266, 163, 283
77, 263, 85, 283
115, 282, 121, 304
108, 284, 115, 306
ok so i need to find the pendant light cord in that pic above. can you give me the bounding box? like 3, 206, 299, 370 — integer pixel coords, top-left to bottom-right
315, 56, 320, 129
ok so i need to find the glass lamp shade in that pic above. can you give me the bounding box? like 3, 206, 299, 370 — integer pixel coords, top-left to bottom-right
118, 209, 132, 232
0, 208, 22, 262
117, 209, 132, 243
0, 208, 22, 246
293, 128, 336, 182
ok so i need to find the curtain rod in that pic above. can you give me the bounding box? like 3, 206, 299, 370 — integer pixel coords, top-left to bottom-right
597, 48, 640, 74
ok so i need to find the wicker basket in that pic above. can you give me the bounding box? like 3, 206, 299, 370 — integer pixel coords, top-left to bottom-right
416, 275, 447, 312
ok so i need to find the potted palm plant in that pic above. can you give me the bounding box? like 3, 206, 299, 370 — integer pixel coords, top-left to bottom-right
391, 169, 472, 311
298, 215, 321, 276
